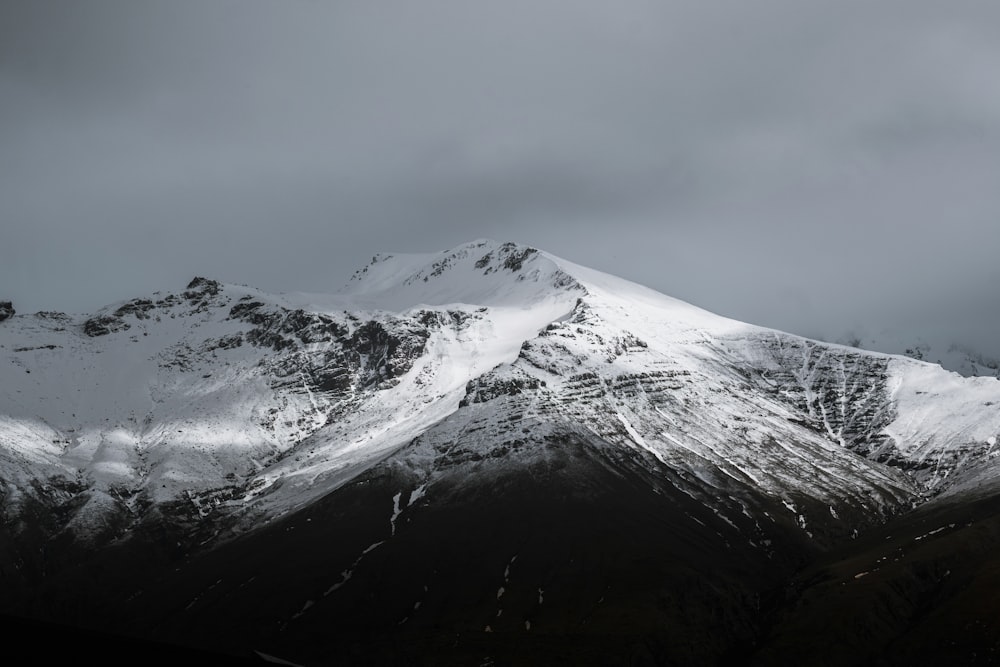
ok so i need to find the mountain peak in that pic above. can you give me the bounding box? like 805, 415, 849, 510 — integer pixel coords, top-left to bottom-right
185, 276, 222, 292
346, 239, 540, 284
337, 239, 583, 310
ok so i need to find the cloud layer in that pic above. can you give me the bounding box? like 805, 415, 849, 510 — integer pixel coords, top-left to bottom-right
3, 1, 999, 354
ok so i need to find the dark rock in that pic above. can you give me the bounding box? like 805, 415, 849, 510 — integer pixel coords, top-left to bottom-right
500, 243, 538, 271
83, 314, 130, 337
34, 311, 69, 321
460, 369, 546, 406
186, 277, 219, 291
154, 294, 181, 308
232, 302, 348, 351
749, 335, 898, 463
474, 252, 493, 270
213, 334, 244, 350
227, 301, 269, 325
183, 277, 222, 299
347, 319, 430, 388
0, 301, 13, 322
113, 298, 155, 320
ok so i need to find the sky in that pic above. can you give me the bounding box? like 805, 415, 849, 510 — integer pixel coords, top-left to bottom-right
2, 1, 999, 358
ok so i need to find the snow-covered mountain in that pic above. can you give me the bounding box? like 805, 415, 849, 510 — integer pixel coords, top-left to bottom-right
3, 239, 1000, 664
832, 330, 1000, 379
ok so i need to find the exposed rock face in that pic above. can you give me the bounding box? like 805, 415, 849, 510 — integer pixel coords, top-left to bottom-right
83, 313, 130, 336
113, 298, 155, 320
747, 334, 898, 459
0, 301, 13, 322
226, 298, 431, 392
185, 276, 222, 294
228, 299, 347, 351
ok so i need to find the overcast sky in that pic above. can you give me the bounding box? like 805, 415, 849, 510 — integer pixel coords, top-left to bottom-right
3, 1, 999, 354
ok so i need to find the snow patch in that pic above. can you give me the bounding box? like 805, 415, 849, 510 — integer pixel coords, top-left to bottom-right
616, 412, 647, 448
324, 541, 384, 596
390, 491, 403, 535
290, 599, 314, 620
254, 650, 306, 666
915, 526, 948, 541
410, 483, 428, 505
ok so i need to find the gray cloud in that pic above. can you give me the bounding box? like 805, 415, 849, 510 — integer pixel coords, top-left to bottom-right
2, 0, 999, 357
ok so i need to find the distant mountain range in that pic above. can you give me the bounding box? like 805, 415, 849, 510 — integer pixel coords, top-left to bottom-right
2, 240, 999, 665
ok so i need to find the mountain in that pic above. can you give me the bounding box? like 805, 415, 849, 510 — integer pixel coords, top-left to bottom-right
2, 239, 1000, 665
833, 330, 1000, 380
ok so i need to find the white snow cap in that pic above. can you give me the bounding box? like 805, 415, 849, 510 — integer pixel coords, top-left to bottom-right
334, 239, 583, 310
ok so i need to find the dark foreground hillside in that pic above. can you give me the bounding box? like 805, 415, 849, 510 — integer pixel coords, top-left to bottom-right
5, 437, 1000, 666
751, 489, 1000, 666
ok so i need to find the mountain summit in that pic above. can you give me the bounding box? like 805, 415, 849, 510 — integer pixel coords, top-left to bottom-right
3, 240, 1000, 664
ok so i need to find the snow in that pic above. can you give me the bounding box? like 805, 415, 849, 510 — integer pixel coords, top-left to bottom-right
254, 651, 306, 666
876, 358, 1000, 495
616, 412, 646, 448
390, 491, 403, 535
409, 483, 428, 505
914, 526, 948, 541
323, 571, 352, 596
885, 360, 1000, 460
290, 600, 315, 620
